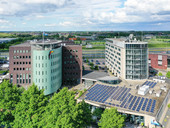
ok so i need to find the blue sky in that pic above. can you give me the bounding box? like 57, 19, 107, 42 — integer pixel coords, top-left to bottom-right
0, 0, 170, 31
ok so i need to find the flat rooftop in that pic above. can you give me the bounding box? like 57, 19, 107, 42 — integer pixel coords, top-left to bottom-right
79, 79, 170, 117
82, 71, 109, 81
10, 40, 62, 47
10, 42, 31, 47
105, 38, 147, 44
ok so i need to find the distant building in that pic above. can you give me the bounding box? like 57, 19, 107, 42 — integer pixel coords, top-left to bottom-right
69, 38, 86, 41
105, 36, 148, 80
0, 38, 16, 44
9, 40, 82, 95
149, 52, 170, 70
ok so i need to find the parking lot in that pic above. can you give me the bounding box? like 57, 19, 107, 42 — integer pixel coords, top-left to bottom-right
83, 59, 107, 71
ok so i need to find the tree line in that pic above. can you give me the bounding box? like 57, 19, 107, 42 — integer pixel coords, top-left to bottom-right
0, 80, 125, 128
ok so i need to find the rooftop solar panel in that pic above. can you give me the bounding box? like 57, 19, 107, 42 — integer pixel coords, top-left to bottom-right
132, 97, 141, 111
128, 96, 137, 109
141, 98, 148, 111
151, 83, 157, 88
136, 97, 144, 112
146, 99, 152, 112
120, 93, 131, 107
150, 100, 156, 113
123, 95, 134, 108
85, 84, 157, 114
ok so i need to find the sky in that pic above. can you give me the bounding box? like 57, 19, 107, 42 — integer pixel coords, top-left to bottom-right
0, 0, 170, 31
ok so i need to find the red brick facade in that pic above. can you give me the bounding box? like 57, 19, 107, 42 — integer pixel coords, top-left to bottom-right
62, 45, 82, 85
9, 45, 32, 88
149, 54, 167, 70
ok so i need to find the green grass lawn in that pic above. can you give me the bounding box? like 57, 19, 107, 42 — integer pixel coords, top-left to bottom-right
0, 33, 13, 37
148, 38, 170, 48
82, 46, 105, 50
0, 70, 8, 74
148, 43, 170, 48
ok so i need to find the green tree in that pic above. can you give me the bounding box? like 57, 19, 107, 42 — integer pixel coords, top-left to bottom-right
12, 84, 48, 128
0, 80, 22, 127
93, 108, 104, 118
94, 65, 99, 70
166, 71, 170, 78
39, 87, 91, 128
98, 108, 125, 128
168, 104, 170, 109
158, 72, 163, 76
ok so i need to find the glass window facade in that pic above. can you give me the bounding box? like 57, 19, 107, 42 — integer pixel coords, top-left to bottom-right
125, 44, 148, 80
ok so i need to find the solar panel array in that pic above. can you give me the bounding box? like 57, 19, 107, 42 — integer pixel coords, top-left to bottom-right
143, 81, 157, 88
85, 84, 157, 113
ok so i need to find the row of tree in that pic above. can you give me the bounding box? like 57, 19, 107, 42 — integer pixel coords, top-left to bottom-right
0, 80, 125, 128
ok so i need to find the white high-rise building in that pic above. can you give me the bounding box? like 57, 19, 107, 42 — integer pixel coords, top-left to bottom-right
105, 36, 148, 80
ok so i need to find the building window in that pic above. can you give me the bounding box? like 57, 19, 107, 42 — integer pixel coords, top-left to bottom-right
23, 50, 25, 53
26, 50, 28, 53
14, 50, 16, 53
20, 50, 22, 53
29, 62, 31, 64
14, 68, 15, 70
158, 60, 162, 66
14, 62, 15, 64
13, 56, 16, 59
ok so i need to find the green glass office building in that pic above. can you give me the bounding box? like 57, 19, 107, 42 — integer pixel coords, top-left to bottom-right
31, 41, 62, 95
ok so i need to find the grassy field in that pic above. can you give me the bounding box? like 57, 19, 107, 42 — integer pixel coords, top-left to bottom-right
82, 46, 105, 50
0, 33, 14, 37
148, 43, 170, 48
148, 38, 170, 48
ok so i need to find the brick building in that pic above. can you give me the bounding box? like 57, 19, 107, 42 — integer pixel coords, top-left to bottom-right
9, 42, 31, 89
61, 41, 82, 85
149, 53, 170, 70
9, 40, 82, 95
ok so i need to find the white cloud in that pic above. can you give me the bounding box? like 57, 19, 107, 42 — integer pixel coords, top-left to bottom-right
81, 0, 170, 24
0, 0, 73, 16
36, 15, 45, 19
59, 21, 75, 26
0, 19, 9, 23
44, 23, 57, 27
0, 0, 170, 30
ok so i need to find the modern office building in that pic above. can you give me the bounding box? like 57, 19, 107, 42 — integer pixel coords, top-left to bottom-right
78, 80, 170, 128
9, 40, 82, 95
9, 42, 32, 89
105, 36, 148, 80
61, 41, 82, 85
31, 40, 62, 95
